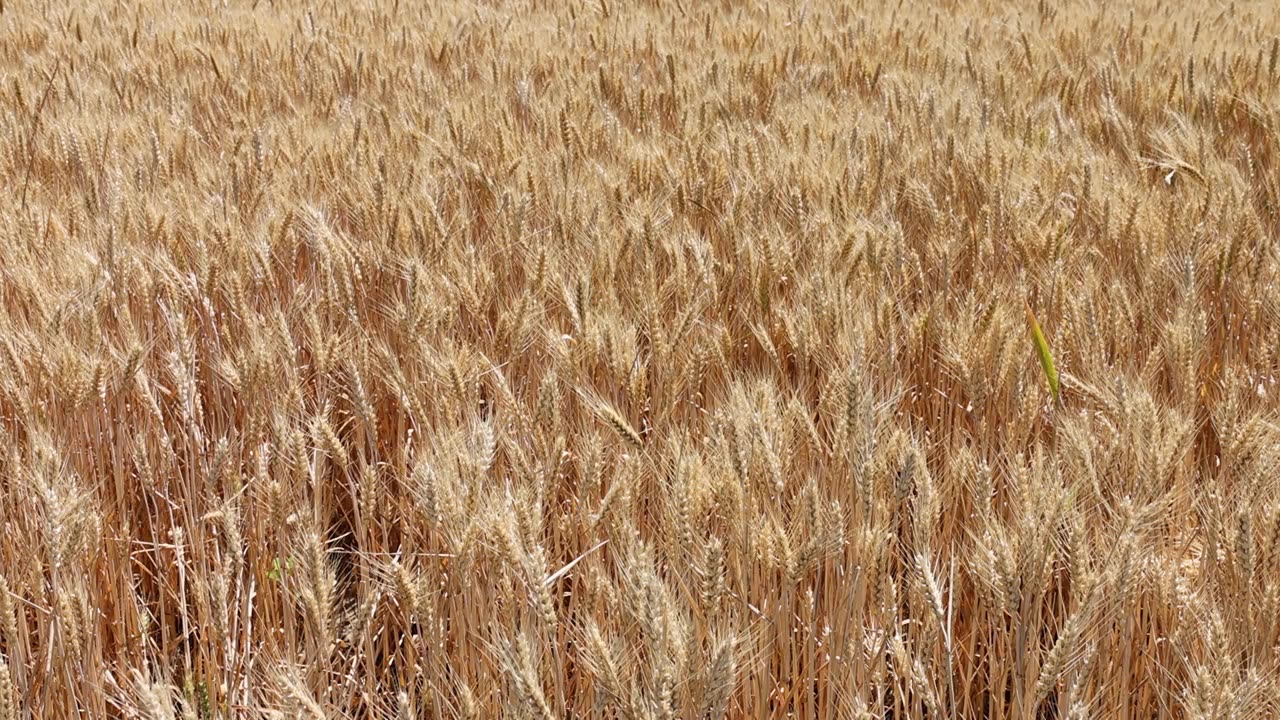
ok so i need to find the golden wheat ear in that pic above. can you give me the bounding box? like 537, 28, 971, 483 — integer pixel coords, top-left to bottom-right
576, 387, 645, 448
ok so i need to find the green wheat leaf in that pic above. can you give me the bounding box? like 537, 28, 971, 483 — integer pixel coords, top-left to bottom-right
1026, 300, 1059, 402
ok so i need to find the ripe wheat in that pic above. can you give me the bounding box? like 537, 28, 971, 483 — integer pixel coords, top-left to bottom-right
0, 0, 1279, 717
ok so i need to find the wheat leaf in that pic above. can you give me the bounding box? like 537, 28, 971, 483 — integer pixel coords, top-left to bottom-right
1025, 300, 1060, 402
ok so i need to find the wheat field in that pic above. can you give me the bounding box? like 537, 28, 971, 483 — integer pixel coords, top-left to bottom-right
1, 0, 1280, 717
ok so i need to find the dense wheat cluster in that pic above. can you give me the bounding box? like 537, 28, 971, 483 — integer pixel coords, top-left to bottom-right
3, 0, 1280, 717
